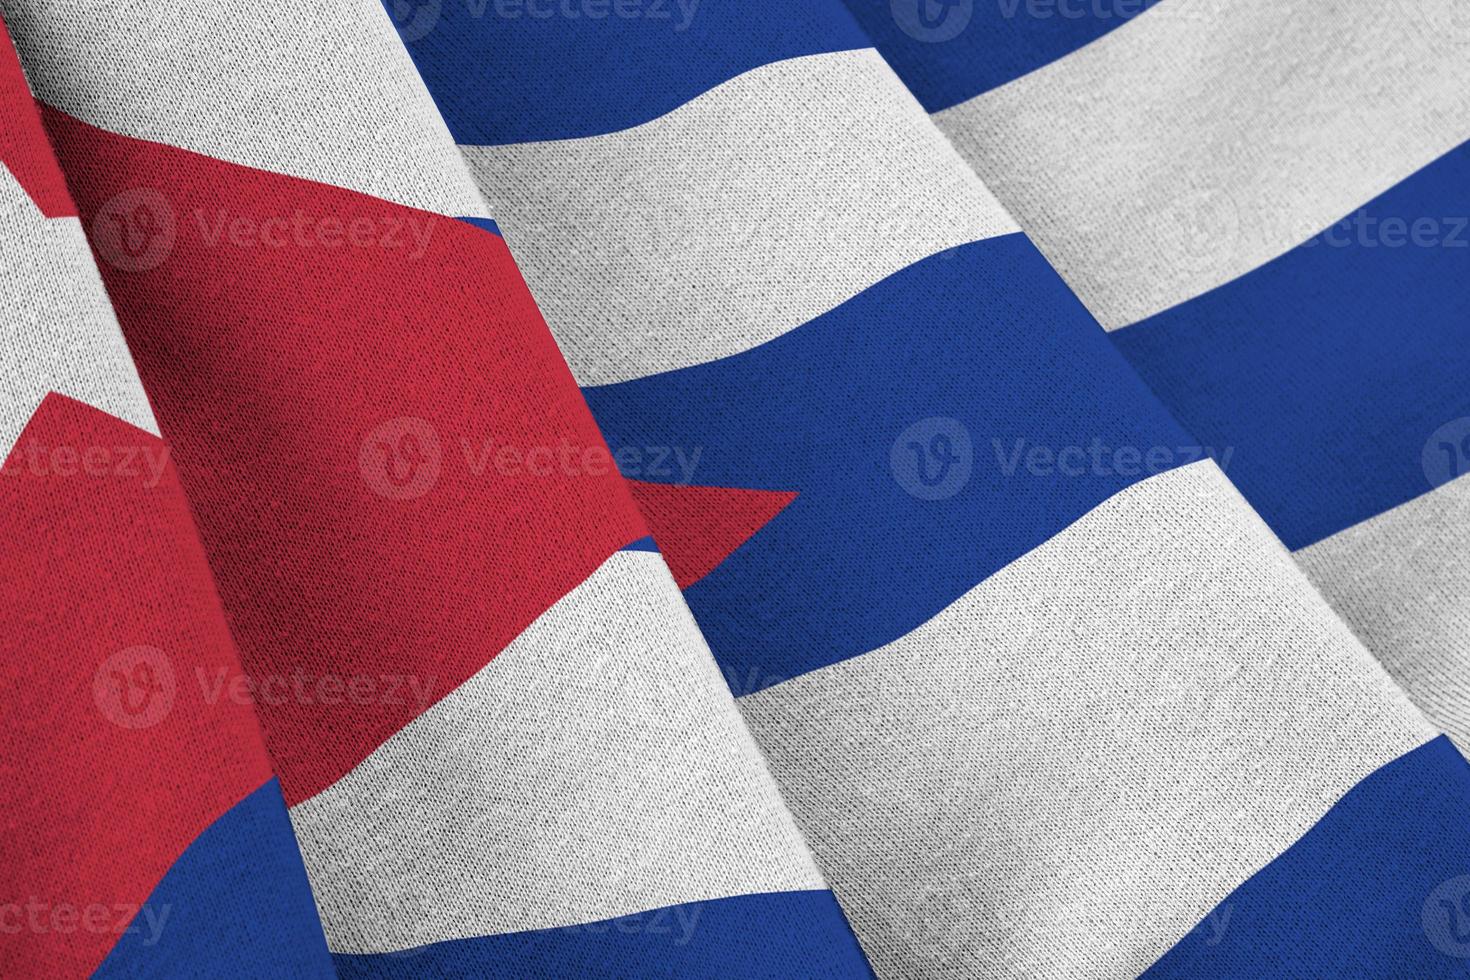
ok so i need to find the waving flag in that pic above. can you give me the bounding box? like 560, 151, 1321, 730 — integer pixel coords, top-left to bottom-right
0, 4, 862, 977
2, 1, 1469, 977
0, 18, 334, 977
856, 0, 1470, 756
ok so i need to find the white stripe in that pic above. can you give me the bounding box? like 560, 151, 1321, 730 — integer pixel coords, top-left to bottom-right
1297, 475, 1470, 753
459, 49, 1019, 386
0, 0, 489, 217
741, 461, 1432, 979
0, 169, 157, 455
934, 0, 1470, 329
289, 550, 826, 955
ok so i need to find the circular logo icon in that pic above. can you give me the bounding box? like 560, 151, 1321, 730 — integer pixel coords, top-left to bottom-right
1152, 177, 1241, 275
891, 0, 974, 42
93, 646, 176, 729
1424, 875, 1470, 958
890, 417, 973, 500
359, 417, 442, 500
91, 188, 176, 273
1423, 418, 1470, 490
386, 0, 442, 42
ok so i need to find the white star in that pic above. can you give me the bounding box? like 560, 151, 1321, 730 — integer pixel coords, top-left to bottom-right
0, 165, 157, 459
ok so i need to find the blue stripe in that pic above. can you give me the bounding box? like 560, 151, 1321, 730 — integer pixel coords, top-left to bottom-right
584, 235, 1191, 691
843, 0, 1162, 113
387, 0, 870, 145
333, 889, 873, 979
1113, 140, 1470, 551
621, 535, 660, 552
94, 779, 335, 978
457, 215, 502, 237
1145, 736, 1470, 978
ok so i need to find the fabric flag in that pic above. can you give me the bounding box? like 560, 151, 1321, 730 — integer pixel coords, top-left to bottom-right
852, 0, 1470, 754
0, 3, 863, 977
0, 17, 335, 978
1, 0, 1469, 978
389, 1, 1470, 976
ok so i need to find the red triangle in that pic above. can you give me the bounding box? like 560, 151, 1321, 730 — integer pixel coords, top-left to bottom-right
626, 480, 797, 589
